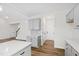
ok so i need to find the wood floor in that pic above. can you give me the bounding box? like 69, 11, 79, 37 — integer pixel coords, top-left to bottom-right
32, 40, 65, 56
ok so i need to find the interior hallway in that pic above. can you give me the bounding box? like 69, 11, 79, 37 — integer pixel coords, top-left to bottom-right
32, 40, 65, 56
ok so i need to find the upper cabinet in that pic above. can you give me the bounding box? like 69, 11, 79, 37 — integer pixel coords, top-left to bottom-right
66, 8, 74, 23
66, 4, 79, 28
74, 5, 79, 27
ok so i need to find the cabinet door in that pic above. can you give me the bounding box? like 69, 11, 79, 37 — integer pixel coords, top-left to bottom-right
66, 9, 74, 23
74, 5, 79, 26
22, 46, 31, 56
65, 43, 70, 56
65, 43, 72, 56
67, 45, 72, 56
72, 48, 79, 56
13, 46, 31, 56
65, 43, 69, 56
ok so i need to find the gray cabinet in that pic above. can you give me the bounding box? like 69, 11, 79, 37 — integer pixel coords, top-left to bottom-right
65, 42, 79, 56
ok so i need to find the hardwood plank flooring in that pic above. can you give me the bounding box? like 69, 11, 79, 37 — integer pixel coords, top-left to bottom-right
32, 40, 65, 56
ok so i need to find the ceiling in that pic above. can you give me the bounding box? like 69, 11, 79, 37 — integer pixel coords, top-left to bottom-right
0, 3, 77, 20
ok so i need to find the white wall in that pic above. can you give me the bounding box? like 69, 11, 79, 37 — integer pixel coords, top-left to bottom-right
41, 13, 73, 49
37, 12, 74, 49
54, 12, 73, 49
0, 18, 16, 39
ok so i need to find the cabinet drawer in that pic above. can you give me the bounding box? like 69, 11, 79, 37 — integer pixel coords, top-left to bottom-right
13, 46, 31, 56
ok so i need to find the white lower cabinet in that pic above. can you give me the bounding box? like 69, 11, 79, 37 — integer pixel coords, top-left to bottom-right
72, 47, 79, 56
65, 43, 72, 56
65, 42, 79, 56
13, 46, 31, 56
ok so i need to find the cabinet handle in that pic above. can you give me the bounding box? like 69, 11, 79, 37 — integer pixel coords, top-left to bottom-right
75, 54, 77, 56
20, 51, 25, 55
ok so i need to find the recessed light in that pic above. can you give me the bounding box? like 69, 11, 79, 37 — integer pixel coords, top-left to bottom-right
5, 16, 9, 19
0, 6, 3, 12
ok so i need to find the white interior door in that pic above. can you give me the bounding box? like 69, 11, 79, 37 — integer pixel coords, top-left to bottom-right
45, 17, 55, 40
41, 16, 55, 45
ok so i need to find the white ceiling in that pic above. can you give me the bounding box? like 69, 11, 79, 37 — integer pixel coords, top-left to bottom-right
0, 3, 77, 19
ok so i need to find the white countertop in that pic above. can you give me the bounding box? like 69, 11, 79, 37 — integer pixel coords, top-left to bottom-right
66, 39, 79, 53
0, 40, 31, 56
